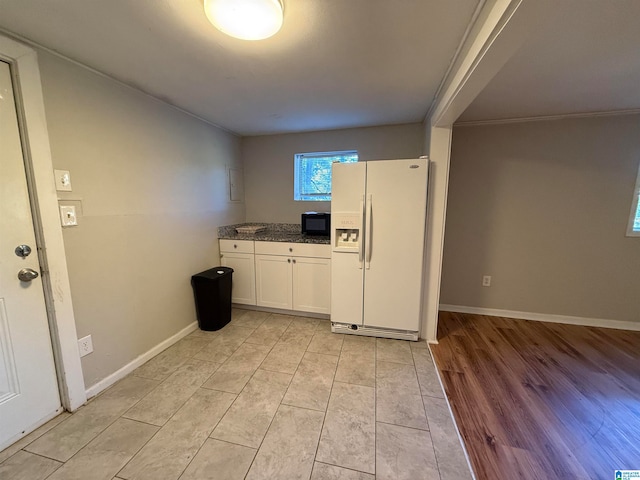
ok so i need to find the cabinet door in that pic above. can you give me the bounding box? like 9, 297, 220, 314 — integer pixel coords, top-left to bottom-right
220, 252, 256, 305
255, 254, 292, 309
292, 257, 331, 314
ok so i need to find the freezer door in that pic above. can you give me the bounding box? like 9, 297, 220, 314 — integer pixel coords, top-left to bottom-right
331, 161, 366, 213
363, 159, 428, 331
331, 162, 366, 325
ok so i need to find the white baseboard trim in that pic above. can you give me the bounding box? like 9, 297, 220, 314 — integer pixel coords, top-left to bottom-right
85, 321, 198, 399
439, 304, 640, 332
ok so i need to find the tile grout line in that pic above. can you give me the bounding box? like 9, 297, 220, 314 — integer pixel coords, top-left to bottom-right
170, 390, 238, 480
168, 317, 270, 479
15, 448, 64, 465
314, 460, 375, 477
11, 314, 445, 480
309, 334, 343, 477
374, 338, 378, 477
124, 333, 223, 426
414, 347, 445, 480
375, 419, 432, 433
115, 332, 240, 480
242, 314, 330, 478
238, 312, 300, 479
1, 414, 73, 465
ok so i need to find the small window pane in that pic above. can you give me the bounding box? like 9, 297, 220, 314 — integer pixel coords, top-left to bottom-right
294, 151, 358, 201
628, 162, 640, 236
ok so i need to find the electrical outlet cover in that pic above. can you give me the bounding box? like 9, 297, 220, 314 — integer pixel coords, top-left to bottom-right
78, 335, 93, 357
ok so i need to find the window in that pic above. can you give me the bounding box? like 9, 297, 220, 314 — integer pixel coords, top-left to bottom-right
628, 163, 640, 236
294, 150, 358, 201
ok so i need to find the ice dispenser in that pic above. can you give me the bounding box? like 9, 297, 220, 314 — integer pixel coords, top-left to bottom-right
332, 212, 361, 251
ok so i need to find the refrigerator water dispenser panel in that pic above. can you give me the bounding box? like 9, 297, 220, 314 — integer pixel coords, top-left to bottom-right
336, 229, 359, 248
332, 212, 361, 251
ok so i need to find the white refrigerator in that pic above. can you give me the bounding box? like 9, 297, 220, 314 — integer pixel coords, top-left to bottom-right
330, 158, 428, 341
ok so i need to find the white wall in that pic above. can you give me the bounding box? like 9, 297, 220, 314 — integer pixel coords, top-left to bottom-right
242, 123, 424, 223
37, 50, 244, 388
441, 114, 640, 323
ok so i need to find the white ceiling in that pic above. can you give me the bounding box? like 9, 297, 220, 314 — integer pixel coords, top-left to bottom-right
4, 1, 636, 134
459, 0, 640, 123
0, 0, 480, 136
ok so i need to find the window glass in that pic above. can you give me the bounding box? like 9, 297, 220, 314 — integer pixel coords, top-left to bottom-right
294, 151, 358, 201
631, 193, 640, 233
627, 163, 640, 237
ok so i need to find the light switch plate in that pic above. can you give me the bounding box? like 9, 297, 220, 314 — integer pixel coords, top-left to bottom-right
54, 169, 72, 191
60, 205, 78, 226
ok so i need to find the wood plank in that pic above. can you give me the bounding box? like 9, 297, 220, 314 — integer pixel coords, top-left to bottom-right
432, 312, 640, 480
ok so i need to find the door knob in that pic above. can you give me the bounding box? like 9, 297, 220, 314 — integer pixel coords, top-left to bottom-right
18, 268, 39, 282
15, 245, 32, 258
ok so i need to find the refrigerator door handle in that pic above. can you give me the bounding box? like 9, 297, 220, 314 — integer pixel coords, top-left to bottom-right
358, 196, 365, 269
365, 194, 372, 269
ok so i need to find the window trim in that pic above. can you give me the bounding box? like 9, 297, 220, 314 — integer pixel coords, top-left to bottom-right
626, 162, 640, 237
293, 150, 358, 201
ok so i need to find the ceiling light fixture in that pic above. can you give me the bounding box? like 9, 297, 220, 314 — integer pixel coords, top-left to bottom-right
204, 0, 284, 41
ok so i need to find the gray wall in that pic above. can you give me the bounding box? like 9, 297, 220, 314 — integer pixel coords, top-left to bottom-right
242, 123, 424, 223
38, 50, 244, 387
441, 114, 640, 323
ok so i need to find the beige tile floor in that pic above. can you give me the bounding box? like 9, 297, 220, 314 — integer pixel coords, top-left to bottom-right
0, 309, 473, 480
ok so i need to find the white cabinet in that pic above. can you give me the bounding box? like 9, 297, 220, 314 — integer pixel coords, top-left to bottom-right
292, 256, 331, 314
219, 238, 330, 315
255, 254, 292, 309
220, 240, 256, 305
255, 242, 331, 315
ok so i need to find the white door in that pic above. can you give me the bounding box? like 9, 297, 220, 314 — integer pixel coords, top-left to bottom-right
220, 252, 256, 305
0, 60, 61, 450
363, 159, 428, 331
255, 254, 292, 309
292, 257, 331, 314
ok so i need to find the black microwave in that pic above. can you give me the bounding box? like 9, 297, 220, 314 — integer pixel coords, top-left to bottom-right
301, 212, 331, 237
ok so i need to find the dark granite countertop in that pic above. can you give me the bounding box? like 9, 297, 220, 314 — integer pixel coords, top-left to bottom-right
217, 223, 330, 245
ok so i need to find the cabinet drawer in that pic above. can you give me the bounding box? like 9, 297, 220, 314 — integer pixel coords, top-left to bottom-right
254, 241, 330, 259
219, 239, 254, 254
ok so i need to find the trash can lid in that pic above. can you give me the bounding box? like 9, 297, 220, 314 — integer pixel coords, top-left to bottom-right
192, 266, 234, 279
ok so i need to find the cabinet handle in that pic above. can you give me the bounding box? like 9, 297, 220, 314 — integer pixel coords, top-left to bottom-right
234, 244, 237, 249
289, 247, 293, 252
220, 254, 224, 258
292, 259, 296, 264
287, 258, 291, 263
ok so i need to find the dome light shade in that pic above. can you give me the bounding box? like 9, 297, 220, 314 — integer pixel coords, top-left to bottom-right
204, 0, 283, 41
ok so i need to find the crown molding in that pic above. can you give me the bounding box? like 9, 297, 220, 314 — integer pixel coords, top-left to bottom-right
455, 108, 640, 127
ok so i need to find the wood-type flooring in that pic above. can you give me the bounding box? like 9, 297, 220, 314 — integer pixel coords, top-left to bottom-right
431, 311, 640, 480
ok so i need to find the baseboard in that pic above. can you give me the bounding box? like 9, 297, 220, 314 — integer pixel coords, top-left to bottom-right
85, 321, 198, 399
439, 304, 640, 332
234, 303, 330, 320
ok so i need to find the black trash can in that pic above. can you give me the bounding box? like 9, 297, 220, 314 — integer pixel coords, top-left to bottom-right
191, 267, 234, 331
